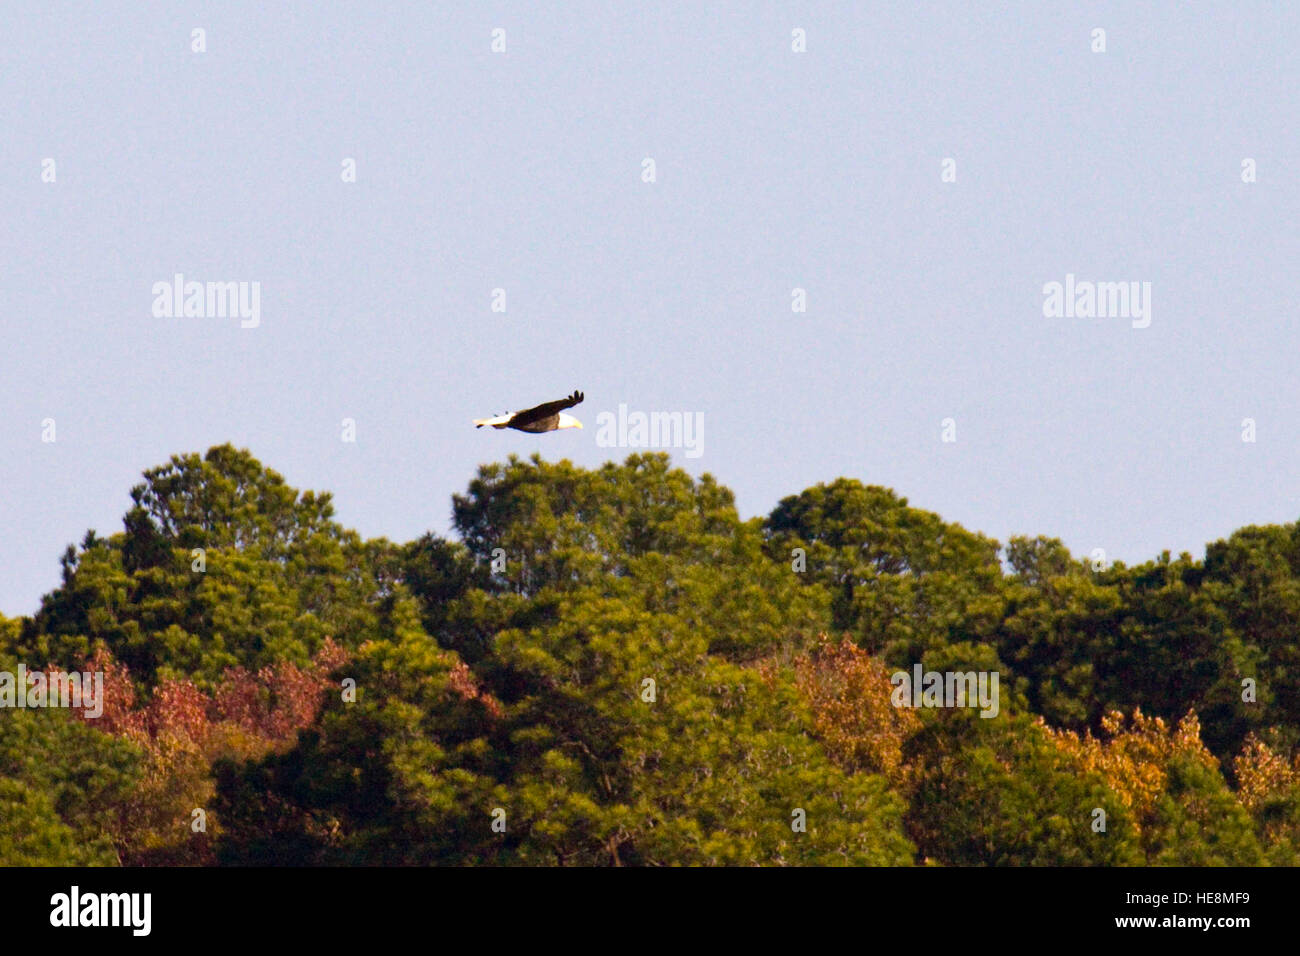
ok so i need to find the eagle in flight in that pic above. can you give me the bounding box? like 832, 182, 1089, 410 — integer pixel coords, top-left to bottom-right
474, 390, 584, 433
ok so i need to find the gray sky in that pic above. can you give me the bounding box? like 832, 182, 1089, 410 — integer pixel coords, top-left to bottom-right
3, 2, 1298, 615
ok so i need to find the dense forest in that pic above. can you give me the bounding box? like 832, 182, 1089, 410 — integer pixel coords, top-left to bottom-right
3, 444, 1300, 866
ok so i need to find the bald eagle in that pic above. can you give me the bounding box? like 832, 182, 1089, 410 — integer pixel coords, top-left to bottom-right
474, 390, 584, 432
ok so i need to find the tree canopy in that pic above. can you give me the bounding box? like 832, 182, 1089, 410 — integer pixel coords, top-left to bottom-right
2, 445, 1297, 866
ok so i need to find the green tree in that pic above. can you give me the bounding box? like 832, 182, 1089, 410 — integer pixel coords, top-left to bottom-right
0, 692, 144, 865
764, 479, 1004, 665
906, 711, 1143, 866
17, 445, 394, 688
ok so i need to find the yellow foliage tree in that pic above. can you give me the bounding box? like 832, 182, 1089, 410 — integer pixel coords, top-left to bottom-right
1042, 709, 1218, 830
1234, 736, 1299, 812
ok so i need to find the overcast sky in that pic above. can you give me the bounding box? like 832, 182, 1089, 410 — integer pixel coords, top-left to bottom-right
2, 2, 1298, 614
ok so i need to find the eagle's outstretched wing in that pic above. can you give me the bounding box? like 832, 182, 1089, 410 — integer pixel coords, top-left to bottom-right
506, 390, 584, 429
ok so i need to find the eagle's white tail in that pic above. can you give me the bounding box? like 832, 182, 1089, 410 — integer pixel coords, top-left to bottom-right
473, 413, 513, 429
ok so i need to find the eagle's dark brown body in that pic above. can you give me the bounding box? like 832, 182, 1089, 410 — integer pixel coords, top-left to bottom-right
513, 413, 564, 433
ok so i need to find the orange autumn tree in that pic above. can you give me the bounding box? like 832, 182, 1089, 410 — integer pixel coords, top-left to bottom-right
75, 639, 349, 864
792, 636, 920, 785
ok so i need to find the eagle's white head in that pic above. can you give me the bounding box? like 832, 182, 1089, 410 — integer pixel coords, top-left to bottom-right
557, 412, 583, 430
